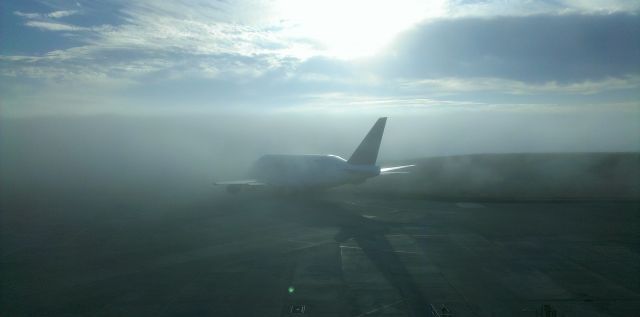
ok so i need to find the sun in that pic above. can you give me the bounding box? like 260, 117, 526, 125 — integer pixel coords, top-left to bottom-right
273, 0, 446, 59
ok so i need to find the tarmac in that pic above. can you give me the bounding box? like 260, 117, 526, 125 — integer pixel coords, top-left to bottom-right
2, 191, 639, 316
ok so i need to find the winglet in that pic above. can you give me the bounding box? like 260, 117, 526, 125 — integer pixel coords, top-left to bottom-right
348, 117, 387, 165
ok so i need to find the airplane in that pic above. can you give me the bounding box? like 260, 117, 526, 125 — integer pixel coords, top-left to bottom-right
215, 117, 413, 193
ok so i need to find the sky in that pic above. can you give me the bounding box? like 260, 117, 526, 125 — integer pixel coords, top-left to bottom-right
0, 0, 639, 117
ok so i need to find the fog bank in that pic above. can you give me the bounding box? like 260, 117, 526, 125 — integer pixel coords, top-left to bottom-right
1, 113, 638, 204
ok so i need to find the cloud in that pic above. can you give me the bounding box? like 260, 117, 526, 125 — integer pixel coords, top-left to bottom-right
24, 21, 86, 32
2, 1, 639, 116
14, 10, 79, 20
447, 0, 640, 16
3, 2, 313, 83
278, 93, 487, 113
14, 9, 87, 33
380, 13, 640, 83
13, 11, 41, 19
560, 0, 640, 13
10, 4, 638, 84
48, 10, 79, 18
398, 76, 640, 95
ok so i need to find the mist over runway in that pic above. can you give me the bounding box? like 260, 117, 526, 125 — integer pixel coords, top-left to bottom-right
1, 113, 638, 201
1, 114, 639, 316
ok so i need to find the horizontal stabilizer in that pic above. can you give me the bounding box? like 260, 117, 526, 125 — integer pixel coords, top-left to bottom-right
380, 165, 414, 174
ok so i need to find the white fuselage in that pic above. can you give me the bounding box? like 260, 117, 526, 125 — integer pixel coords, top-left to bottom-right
249, 154, 380, 189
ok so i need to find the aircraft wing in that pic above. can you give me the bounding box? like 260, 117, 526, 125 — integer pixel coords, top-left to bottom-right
380, 165, 415, 174
214, 179, 265, 186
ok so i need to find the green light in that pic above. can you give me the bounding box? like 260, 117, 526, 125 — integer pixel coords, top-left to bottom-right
288, 286, 295, 294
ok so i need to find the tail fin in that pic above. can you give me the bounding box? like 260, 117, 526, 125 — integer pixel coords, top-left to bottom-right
348, 117, 387, 165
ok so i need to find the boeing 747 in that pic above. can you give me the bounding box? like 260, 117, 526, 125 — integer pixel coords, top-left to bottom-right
215, 117, 413, 193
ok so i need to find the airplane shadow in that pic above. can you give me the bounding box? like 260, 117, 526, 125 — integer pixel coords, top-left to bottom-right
262, 196, 432, 317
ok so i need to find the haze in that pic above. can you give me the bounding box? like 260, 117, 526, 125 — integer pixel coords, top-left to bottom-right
1, 1, 639, 316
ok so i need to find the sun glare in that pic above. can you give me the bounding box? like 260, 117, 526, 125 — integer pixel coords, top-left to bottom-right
274, 0, 445, 59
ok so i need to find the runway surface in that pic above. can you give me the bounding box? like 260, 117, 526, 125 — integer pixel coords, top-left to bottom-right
2, 192, 639, 316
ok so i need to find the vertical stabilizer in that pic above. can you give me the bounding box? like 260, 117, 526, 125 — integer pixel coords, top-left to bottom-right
348, 117, 387, 165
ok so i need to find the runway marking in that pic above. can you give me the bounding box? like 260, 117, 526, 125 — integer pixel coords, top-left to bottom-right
353, 299, 405, 317
386, 234, 446, 238
286, 240, 336, 252
339, 245, 420, 254
344, 201, 399, 212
